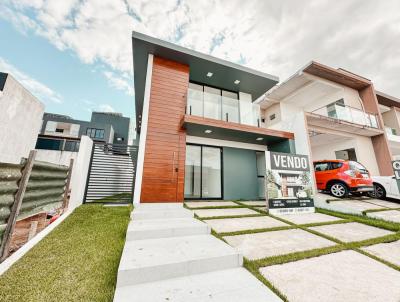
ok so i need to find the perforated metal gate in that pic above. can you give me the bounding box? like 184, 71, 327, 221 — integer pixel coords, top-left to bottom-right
83, 143, 138, 203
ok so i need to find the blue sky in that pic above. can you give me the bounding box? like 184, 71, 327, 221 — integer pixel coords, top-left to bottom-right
1, 0, 399, 126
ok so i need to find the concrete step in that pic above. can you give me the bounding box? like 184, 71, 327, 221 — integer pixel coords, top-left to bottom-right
116, 234, 243, 287
126, 218, 210, 241
114, 268, 282, 302
131, 206, 193, 220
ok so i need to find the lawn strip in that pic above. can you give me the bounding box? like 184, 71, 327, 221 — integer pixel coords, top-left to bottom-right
0, 204, 131, 302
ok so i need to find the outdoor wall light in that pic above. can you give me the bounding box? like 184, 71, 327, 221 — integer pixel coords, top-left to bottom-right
204, 129, 213, 134
206, 72, 213, 77
234, 80, 240, 84
256, 137, 263, 141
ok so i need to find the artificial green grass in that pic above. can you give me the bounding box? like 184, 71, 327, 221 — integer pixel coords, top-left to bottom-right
0, 204, 131, 302
90, 192, 132, 203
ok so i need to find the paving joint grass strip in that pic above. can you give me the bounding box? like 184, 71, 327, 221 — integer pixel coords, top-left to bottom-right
317, 207, 400, 232
184, 205, 246, 210
244, 258, 289, 302
362, 207, 400, 215
0, 204, 132, 302
355, 247, 400, 272
218, 225, 296, 237
298, 219, 351, 228
199, 213, 266, 220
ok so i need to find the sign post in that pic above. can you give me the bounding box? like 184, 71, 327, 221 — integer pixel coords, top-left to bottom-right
265, 151, 315, 215
392, 160, 400, 193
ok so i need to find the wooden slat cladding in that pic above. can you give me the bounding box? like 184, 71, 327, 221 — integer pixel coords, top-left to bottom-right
140, 56, 189, 202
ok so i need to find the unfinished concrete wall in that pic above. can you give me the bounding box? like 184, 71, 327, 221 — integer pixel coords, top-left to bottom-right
0, 74, 44, 164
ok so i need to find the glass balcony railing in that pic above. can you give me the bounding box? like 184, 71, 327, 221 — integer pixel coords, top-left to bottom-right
311, 104, 379, 128
186, 87, 261, 127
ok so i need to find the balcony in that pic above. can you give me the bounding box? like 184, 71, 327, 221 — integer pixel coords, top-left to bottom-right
306, 103, 383, 137
186, 84, 261, 127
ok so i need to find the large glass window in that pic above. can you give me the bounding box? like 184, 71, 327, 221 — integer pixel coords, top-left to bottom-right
222, 90, 239, 123
201, 146, 222, 199
184, 145, 201, 199
184, 145, 222, 199
203, 86, 221, 120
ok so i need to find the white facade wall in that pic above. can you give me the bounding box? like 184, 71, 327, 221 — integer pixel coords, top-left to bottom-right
0, 75, 44, 164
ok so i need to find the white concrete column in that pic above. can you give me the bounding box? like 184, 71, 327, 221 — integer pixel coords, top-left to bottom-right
68, 135, 93, 210
133, 54, 154, 204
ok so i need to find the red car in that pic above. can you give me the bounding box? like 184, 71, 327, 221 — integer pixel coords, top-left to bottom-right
313, 160, 374, 198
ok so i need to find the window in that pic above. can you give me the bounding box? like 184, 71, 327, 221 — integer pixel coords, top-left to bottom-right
86, 128, 105, 139
331, 162, 343, 169
314, 162, 330, 171
55, 128, 64, 133
349, 161, 367, 172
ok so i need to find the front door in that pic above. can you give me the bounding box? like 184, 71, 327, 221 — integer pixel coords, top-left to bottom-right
184, 144, 222, 199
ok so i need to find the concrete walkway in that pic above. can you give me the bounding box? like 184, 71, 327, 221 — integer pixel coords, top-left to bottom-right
114, 203, 282, 302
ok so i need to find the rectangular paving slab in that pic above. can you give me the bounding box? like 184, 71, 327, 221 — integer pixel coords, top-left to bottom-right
367, 210, 400, 223
278, 212, 342, 225
204, 216, 288, 233
193, 208, 259, 218
224, 229, 335, 260
363, 199, 400, 208
185, 201, 238, 208
114, 268, 282, 302
324, 200, 384, 214
362, 240, 400, 266
309, 222, 393, 242
260, 250, 400, 302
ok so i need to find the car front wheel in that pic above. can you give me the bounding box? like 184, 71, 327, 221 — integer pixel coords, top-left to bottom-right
330, 182, 349, 198
368, 183, 386, 199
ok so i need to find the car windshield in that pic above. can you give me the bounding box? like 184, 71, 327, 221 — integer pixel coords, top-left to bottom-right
349, 161, 368, 172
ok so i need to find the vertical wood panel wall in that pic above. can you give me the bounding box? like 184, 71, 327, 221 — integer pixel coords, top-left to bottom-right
359, 85, 393, 176
140, 56, 189, 202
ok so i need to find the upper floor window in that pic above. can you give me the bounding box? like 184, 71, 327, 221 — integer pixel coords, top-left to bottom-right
86, 128, 105, 139
187, 82, 260, 126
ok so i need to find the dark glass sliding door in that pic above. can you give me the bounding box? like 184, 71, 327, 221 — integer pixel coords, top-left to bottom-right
184, 144, 222, 199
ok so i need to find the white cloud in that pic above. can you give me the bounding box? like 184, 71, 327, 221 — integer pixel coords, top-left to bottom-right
98, 103, 115, 112
2, 0, 400, 97
0, 56, 62, 104
103, 70, 134, 96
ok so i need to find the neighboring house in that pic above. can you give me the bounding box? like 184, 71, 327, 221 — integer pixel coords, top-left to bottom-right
0, 72, 44, 164
37, 111, 131, 151
375, 91, 400, 160
258, 62, 393, 177
132, 32, 296, 203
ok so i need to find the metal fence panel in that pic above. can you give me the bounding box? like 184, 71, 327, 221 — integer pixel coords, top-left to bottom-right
84, 143, 138, 203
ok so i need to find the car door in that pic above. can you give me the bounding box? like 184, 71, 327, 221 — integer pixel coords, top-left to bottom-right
314, 162, 332, 190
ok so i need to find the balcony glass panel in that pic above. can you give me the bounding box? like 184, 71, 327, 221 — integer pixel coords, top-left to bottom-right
187, 83, 203, 117
186, 84, 260, 127
203, 86, 221, 120
314, 103, 378, 128
222, 90, 239, 123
